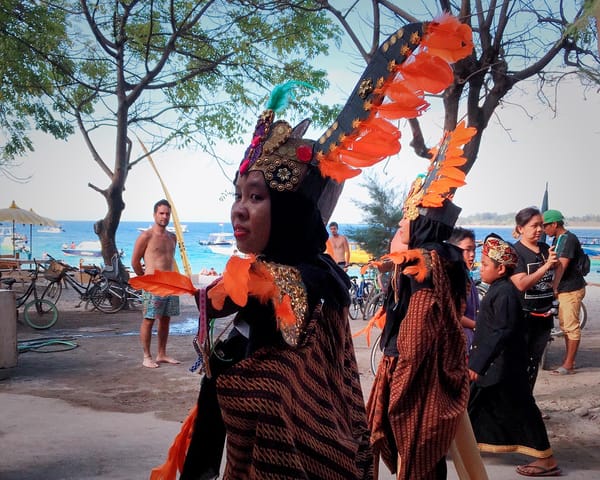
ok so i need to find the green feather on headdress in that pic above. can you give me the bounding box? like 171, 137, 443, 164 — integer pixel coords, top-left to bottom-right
266, 81, 315, 113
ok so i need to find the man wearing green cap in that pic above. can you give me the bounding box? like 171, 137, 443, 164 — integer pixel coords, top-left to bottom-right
542, 209, 587, 375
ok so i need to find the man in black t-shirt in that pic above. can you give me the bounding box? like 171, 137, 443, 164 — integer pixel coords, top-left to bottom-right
542, 209, 587, 375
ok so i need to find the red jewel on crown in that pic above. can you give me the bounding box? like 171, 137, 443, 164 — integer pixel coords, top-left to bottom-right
240, 158, 250, 175
296, 144, 312, 163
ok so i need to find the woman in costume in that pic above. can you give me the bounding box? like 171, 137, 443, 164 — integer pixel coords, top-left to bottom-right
511, 207, 559, 390
136, 14, 475, 480
179, 96, 372, 480
469, 235, 561, 477
366, 122, 475, 480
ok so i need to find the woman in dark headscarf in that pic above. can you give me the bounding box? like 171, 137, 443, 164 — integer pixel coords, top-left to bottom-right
145, 89, 373, 480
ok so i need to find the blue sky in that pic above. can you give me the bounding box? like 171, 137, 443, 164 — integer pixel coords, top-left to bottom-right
2, 76, 597, 224
1, 4, 599, 224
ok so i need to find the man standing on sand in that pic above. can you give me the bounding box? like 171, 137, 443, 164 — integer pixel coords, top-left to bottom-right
326, 221, 351, 268
542, 209, 587, 375
131, 199, 181, 369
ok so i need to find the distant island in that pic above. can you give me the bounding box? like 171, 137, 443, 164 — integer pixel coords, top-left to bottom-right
459, 213, 600, 227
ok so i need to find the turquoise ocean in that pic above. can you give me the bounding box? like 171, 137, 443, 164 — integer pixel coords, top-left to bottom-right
3, 221, 600, 284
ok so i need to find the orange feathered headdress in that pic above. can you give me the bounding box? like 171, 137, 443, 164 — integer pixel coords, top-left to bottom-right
239, 14, 474, 213
402, 120, 477, 226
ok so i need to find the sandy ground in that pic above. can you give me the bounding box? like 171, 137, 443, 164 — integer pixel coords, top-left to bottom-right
1, 279, 600, 479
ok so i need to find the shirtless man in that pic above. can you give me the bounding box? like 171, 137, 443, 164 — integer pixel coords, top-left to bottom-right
131, 199, 181, 369
325, 221, 351, 267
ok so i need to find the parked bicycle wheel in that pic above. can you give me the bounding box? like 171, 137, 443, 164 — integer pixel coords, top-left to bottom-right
363, 291, 385, 321
126, 284, 144, 309
348, 282, 360, 320
370, 332, 383, 375
90, 280, 127, 313
348, 297, 361, 320
23, 299, 59, 329
42, 280, 62, 304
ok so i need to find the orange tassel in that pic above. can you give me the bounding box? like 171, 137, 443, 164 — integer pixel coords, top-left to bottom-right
353, 306, 386, 345
374, 101, 427, 120
382, 249, 428, 283
421, 120, 476, 207
315, 14, 474, 185
149, 405, 198, 480
221, 255, 255, 307
129, 271, 197, 297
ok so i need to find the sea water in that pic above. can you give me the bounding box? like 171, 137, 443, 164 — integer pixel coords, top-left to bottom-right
5, 221, 234, 274
4, 221, 599, 283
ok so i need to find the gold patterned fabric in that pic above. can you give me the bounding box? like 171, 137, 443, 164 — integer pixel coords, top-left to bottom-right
262, 261, 307, 346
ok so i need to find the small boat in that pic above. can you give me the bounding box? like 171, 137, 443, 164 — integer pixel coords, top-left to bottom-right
208, 244, 238, 256
580, 236, 600, 258
61, 241, 125, 258
38, 226, 65, 233
137, 225, 188, 233
198, 232, 237, 256
199, 232, 235, 246
0, 225, 14, 237
0, 230, 29, 254
62, 240, 102, 258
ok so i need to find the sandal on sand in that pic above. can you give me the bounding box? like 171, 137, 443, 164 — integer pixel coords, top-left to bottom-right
551, 366, 574, 375
516, 465, 562, 477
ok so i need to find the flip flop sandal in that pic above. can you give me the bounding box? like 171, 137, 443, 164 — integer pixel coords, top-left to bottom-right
551, 366, 574, 375
516, 464, 562, 477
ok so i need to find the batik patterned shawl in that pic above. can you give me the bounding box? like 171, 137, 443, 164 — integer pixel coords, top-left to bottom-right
216, 302, 373, 479
367, 250, 469, 479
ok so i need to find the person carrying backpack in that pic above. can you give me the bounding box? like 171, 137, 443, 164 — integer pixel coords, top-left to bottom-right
542, 209, 587, 375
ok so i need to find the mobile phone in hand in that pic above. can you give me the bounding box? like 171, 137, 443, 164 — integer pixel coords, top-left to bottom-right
554, 234, 567, 257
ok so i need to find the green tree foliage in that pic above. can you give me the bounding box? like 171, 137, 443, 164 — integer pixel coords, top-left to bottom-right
0, 2, 73, 174
1, 1, 341, 263
347, 174, 405, 259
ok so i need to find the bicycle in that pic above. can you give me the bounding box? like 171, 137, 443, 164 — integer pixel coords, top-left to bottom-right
348, 274, 373, 320
364, 290, 386, 324
0, 260, 59, 329
41, 255, 126, 313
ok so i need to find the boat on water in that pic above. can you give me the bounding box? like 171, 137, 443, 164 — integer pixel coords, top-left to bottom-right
136, 225, 188, 233
38, 225, 65, 233
208, 244, 238, 256
198, 232, 237, 255
62, 241, 103, 258
199, 232, 235, 246
61, 241, 125, 258
0, 226, 29, 254
580, 236, 600, 258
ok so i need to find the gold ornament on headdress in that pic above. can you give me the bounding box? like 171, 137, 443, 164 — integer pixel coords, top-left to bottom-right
403, 121, 477, 220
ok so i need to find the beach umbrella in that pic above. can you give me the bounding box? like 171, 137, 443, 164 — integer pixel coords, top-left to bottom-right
0, 200, 59, 256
